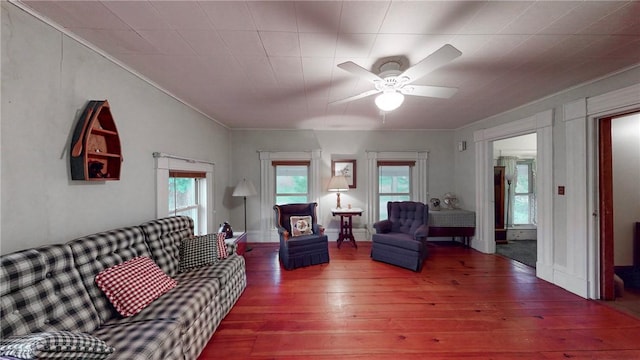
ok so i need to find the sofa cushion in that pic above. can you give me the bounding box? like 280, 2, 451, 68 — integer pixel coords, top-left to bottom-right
175, 254, 245, 288
371, 233, 424, 252
139, 216, 194, 277
67, 226, 153, 324
110, 276, 217, 325
175, 256, 246, 321
0, 245, 100, 339
284, 234, 328, 248
179, 234, 218, 272
0, 331, 114, 360
92, 320, 182, 360
95, 257, 177, 317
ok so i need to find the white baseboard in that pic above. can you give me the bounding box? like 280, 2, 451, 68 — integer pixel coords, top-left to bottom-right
507, 228, 537, 240
552, 265, 589, 298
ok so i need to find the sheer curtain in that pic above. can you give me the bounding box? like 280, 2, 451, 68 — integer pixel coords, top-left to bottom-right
531, 158, 537, 225
498, 156, 518, 229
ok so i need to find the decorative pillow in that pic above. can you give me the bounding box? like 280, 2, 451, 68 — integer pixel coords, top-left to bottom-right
0, 331, 114, 359
179, 234, 219, 272
216, 233, 229, 259
290, 216, 313, 237
95, 256, 177, 317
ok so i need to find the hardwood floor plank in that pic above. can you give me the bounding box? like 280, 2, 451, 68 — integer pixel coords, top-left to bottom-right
197, 242, 640, 359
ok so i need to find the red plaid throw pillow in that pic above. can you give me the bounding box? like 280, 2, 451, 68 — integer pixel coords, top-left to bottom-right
95, 256, 177, 317
217, 233, 228, 259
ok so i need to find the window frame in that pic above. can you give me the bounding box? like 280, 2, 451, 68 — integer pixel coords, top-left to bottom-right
365, 151, 429, 232
513, 159, 535, 226
168, 172, 206, 234
155, 154, 214, 235
273, 161, 310, 205
377, 162, 413, 220
259, 150, 322, 241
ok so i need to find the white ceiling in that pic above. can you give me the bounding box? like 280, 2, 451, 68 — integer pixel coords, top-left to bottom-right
18, 1, 640, 130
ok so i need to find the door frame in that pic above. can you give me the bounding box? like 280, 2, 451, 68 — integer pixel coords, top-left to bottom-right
584, 83, 640, 299
598, 111, 639, 300
598, 116, 615, 300
473, 110, 554, 282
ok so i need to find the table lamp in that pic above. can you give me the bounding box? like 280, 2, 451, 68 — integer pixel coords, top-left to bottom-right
328, 175, 349, 209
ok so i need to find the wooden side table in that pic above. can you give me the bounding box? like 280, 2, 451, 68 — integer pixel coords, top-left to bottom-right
331, 208, 363, 248
225, 232, 247, 255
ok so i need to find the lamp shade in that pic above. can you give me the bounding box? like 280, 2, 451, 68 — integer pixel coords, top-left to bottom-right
232, 178, 257, 197
375, 91, 404, 111
327, 175, 349, 192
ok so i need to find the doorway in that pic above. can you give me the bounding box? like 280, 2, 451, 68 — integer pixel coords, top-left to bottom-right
473, 109, 552, 283
494, 134, 538, 268
599, 112, 640, 301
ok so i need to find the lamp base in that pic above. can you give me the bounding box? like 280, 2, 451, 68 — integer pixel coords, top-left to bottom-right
336, 192, 342, 209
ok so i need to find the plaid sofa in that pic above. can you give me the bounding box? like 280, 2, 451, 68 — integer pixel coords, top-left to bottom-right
0, 216, 246, 360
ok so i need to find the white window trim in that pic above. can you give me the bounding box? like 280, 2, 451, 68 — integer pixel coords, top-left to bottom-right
365, 151, 429, 237
259, 150, 321, 242
155, 154, 214, 234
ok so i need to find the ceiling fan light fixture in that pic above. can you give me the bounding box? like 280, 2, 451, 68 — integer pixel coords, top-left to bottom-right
375, 91, 404, 111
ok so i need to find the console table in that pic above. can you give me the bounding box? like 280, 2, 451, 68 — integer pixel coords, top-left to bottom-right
224, 231, 247, 256
331, 208, 363, 249
429, 209, 475, 246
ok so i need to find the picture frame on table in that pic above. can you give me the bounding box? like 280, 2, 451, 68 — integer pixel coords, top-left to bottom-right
332, 160, 356, 189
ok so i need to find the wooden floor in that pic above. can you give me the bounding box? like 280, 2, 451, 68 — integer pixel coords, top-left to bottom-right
198, 242, 640, 359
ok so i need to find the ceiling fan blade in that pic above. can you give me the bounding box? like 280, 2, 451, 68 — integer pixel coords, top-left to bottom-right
329, 89, 381, 105
337, 61, 383, 83
399, 44, 462, 83
400, 85, 458, 99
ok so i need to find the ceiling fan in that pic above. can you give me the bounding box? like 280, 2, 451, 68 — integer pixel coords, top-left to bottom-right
331, 44, 462, 111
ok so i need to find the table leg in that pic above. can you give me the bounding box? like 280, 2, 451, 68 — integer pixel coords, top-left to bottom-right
337, 215, 345, 248
347, 216, 357, 248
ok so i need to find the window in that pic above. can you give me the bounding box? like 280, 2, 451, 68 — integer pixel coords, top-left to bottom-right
378, 163, 412, 220
155, 153, 213, 236
513, 160, 535, 225
274, 162, 309, 205
260, 151, 320, 241
169, 171, 206, 234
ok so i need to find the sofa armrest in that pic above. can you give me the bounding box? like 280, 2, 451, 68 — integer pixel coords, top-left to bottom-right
313, 224, 325, 236
414, 224, 429, 240
373, 220, 392, 233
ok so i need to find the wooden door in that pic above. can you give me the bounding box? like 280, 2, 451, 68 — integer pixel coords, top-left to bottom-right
599, 117, 614, 300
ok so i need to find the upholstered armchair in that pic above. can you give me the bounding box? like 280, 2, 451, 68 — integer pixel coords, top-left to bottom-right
273, 202, 330, 270
371, 201, 429, 271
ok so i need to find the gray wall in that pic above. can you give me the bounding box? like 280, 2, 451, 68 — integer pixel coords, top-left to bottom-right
1, 3, 230, 254
453, 65, 640, 267
230, 129, 454, 235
